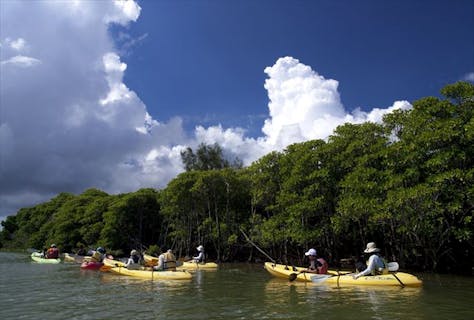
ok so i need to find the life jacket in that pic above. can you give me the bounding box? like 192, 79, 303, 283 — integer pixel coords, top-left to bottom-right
163, 251, 177, 271
309, 258, 328, 274
91, 251, 103, 262
46, 248, 59, 259
132, 254, 140, 264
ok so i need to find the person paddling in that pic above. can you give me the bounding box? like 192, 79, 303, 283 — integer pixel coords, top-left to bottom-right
46, 244, 59, 259
91, 247, 106, 262
192, 245, 205, 263
304, 248, 328, 274
353, 242, 388, 279
153, 249, 177, 271
124, 249, 141, 269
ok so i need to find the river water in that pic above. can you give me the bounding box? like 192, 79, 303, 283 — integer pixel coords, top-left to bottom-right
0, 252, 472, 319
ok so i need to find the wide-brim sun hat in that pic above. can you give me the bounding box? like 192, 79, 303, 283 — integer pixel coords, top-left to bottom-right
197, 245, 204, 252
304, 248, 317, 256
364, 242, 380, 253
51, 244, 56, 248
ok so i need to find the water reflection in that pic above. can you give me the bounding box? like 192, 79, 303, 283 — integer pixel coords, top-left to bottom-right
1, 253, 473, 320
263, 277, 424, 319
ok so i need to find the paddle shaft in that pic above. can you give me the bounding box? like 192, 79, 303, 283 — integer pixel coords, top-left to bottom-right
239, 228, 276, 264
391, 272, 405, 287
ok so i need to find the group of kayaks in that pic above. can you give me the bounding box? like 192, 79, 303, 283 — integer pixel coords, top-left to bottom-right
31, 251, 219, 281
31, 252, 422, 287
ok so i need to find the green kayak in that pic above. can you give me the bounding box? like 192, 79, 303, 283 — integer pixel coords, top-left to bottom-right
31, 252, 61, 264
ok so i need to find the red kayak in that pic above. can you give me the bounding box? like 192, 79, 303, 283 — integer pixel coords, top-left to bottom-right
80, 261, 104, 270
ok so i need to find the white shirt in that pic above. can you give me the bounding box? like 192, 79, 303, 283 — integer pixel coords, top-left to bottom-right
193, 251, 204, 263
355, 254, 385, 278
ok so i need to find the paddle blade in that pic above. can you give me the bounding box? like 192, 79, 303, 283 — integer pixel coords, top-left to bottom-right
387, 262, 399, 272
310, 274, 332, 283
288, 273, 298, 282
99, 265, 111, 272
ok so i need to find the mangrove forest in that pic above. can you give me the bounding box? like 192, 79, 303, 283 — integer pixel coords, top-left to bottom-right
1, 82, 473, 274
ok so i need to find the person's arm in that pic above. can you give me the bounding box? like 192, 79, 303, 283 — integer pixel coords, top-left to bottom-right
304, 260, 322, 273
124, 257, 133, 267
156, 255, 164, 270
354, 255, 376, 279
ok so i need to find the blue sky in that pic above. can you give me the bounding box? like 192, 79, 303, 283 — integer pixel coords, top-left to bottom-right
1, 0, 473, 220
116, 0, 474, 136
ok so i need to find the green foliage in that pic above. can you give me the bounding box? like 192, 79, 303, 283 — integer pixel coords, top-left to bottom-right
1, 82, 472, 272
180, 142, 242, 171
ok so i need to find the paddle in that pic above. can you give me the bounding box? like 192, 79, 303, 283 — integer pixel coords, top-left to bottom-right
240, 228, 277, 264
386, 262, 404, 287
289, 270, 310, 282
310, 274, 334, 283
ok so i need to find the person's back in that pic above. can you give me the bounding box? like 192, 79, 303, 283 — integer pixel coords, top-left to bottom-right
91, 247, 105, 262
193, 245, 205, 263
46, 245, 59, 259
353, 242, 387, 279
154, 250, 177, 271
163, 250, 177, 271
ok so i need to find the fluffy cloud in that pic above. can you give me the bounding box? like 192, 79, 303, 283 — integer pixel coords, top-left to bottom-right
0, 1, 411, 220
195, 57, 411, 164
0, 0, 186, 219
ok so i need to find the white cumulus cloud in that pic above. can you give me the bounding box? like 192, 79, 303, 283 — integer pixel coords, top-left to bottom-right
0, 1, 412, 221
194, 57, 412, 164
0, 0, 185, 219
9, 37, 27, 51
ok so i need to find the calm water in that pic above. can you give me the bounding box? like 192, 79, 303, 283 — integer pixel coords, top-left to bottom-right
1, 252, 473, 320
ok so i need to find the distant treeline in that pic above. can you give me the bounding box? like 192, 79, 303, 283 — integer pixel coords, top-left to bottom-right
1, 82, 473, 273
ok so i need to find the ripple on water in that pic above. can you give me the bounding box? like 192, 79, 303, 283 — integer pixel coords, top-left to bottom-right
1, 254, 473, 320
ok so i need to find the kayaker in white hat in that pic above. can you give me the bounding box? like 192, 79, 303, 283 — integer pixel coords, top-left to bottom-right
124, 249, 141, 269
353, 242, 388, 279
192, 245, 205, 264
304, 248, 328, 274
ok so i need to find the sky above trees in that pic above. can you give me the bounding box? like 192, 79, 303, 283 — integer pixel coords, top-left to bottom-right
1, 0, 473, 220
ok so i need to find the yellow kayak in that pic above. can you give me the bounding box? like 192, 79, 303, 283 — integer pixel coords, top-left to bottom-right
144, 253, 217, 269
31, 252, 61, 264
178, 261, 218, 270
102, 257, 126, 271
108, 266, 192, 280
264, 262, 422, 287
143, 253, 159, 267
64, 253, 90, 264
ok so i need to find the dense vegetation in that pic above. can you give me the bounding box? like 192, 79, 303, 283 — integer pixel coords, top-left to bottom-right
1, 82, 473, 273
